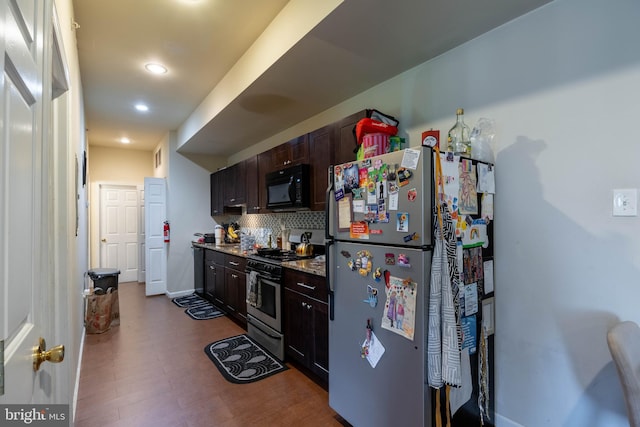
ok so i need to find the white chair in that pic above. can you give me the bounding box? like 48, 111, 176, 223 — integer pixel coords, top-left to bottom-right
607, 321, 640, 427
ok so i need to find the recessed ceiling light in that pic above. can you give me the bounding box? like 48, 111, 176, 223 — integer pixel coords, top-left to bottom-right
120, 137, 131, 144
145, 63, 168, 75
135, 103, 149, 112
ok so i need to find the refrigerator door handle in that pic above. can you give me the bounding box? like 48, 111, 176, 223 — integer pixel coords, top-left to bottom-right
325, 165, 334, 241
325, 239, 335, 321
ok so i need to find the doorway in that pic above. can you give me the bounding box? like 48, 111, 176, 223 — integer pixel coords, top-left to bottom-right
99, 184, 140, 282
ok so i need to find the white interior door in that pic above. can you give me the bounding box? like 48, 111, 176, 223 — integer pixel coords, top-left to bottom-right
138, 185, 145, 283
144, 177, 167, 296
1, 0, 51, 404
99, 184, 139, 282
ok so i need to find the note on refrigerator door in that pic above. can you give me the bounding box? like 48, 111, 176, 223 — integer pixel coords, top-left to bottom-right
363, 331, 385, 368
481, 193, 494, 222
483, 260, 494, 294
458, 160, 478, 215
338, 195, 353, 231
401, 148, 421, 169
461, 316, 477, 354
381, 276, 417, 340
439, 153, 460, 217
464, 283, 478, 316
477, 163, 495, 194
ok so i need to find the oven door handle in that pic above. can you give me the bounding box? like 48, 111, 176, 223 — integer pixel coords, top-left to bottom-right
247, 316, 283, 340
246, 270, 280, 282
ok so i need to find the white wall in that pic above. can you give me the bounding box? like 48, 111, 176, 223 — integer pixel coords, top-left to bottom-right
438, 1, 638, 425
87, 146, 153, 268
166, 132, 223, 294
54, 0, 89, 417
329, 0, 636, 425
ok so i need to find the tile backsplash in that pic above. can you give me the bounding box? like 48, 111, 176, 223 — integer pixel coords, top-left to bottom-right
220, 211, 326, 248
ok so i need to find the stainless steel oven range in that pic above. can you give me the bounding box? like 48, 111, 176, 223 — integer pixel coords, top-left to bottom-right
245, 255, 286, 360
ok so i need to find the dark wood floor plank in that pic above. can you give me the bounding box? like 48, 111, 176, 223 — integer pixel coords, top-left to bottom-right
75, 282, 343, 427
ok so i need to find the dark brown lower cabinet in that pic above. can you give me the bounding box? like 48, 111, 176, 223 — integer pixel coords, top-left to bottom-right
203, 249, 246, 327
224, 254, 247, 326
283, 270, 329, 383
204, 250, 224, 304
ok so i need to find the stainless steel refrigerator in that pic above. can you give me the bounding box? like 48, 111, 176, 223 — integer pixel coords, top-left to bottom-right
326, 146, 434, 426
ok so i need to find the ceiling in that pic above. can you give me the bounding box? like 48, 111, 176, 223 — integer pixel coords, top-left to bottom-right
74, 0, 551, 157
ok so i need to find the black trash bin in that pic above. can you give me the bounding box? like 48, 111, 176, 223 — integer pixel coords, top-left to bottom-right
88, 268, 120, 292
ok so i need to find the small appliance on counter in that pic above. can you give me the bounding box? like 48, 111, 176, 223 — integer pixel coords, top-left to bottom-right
214, 225, 225, 245
193, 232, 215, 244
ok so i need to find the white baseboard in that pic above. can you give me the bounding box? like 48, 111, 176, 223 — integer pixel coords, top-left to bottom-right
72, 328, 85, 425
165, 289, 195, 299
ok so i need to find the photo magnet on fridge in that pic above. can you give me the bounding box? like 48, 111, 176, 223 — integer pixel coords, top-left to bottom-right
396, 213, 409, 232
407, 188, 417, 202
398, 168, 412, 187
343, 163, 359, 193
351, 187, 365, 200
334, 165, 345, 201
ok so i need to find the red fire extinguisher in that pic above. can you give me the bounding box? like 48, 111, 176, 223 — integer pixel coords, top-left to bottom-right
163, 221, 170, 243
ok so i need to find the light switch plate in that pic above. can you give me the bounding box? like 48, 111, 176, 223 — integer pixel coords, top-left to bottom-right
613, 189, 638, 216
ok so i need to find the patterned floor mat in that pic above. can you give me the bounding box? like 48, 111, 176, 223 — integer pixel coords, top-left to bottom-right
204, 334, 288, 384
172, 294, 225, 320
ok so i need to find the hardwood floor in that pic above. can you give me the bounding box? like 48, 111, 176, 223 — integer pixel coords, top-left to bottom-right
75, 282, 345, 427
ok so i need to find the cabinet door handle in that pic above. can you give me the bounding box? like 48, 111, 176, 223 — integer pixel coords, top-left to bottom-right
229, 261, 240, 266
296, 282, 316, 290
209, 266, 215, 270
231, 274, 238, 279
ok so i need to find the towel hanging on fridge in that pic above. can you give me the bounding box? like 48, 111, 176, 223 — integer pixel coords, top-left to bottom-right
427, 148, 462, 389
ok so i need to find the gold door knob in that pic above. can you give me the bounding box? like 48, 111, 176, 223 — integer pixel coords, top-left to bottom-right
33, 338, 65, 372
101, 238, 106, 242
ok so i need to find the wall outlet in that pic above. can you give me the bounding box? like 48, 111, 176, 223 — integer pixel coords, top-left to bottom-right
613, 189, 638, 216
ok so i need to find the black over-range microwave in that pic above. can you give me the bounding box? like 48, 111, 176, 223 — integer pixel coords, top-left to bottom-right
265, 164, 310, 211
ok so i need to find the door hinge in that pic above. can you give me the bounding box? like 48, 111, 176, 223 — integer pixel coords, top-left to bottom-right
0, 339, 4, 395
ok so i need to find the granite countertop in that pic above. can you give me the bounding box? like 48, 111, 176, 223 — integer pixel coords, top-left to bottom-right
192, 242, 326, 277
281, 258, 326, 277
192, 242, 244, 256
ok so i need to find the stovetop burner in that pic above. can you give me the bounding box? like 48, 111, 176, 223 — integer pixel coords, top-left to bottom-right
252, 248, 314, 262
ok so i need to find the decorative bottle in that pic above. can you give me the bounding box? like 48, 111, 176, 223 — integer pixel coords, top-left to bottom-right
447, 108, 471, 156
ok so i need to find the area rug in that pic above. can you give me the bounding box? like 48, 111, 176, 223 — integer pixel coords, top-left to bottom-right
204, 334, 288, 384
172, 294, 225, 320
